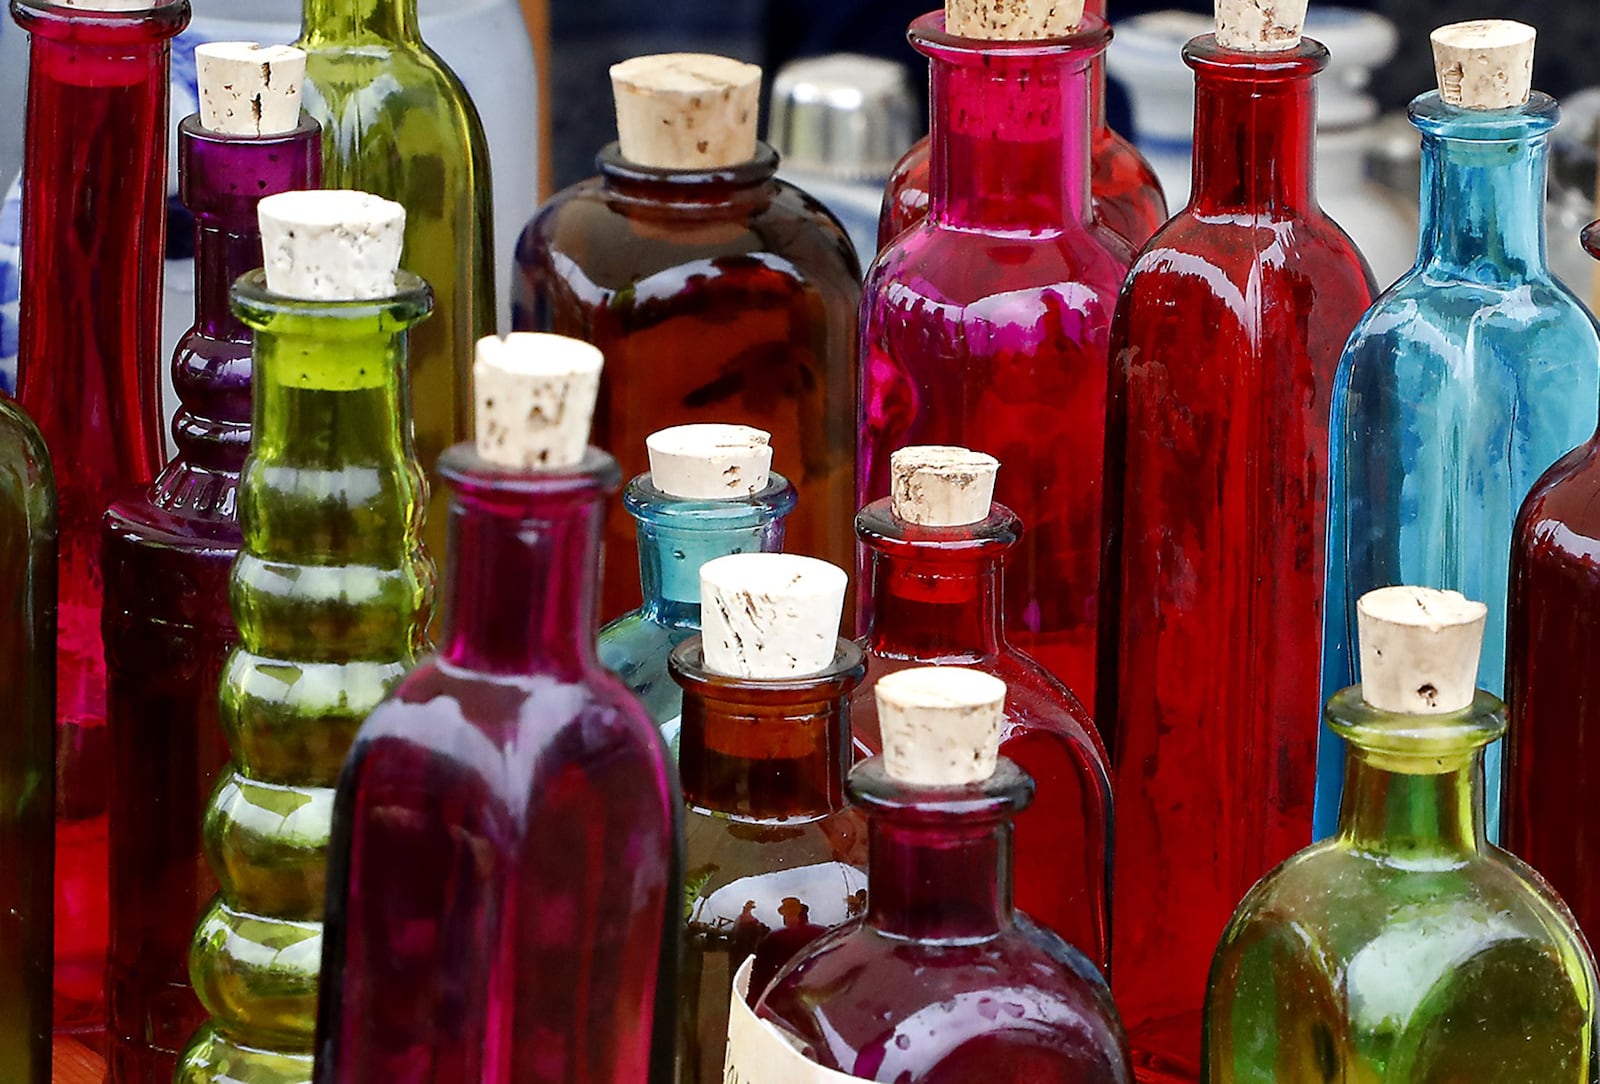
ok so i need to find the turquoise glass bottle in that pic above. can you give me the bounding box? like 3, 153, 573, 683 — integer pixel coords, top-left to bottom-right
1319, 21, 1600, 839
1208, 586, 1597, 1083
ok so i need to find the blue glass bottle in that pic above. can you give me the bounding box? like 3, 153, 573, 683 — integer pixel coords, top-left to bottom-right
1319, 82, 1600, 838
597, 472, 796, 746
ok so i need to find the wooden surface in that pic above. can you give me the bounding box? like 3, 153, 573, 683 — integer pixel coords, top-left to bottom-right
53, 1036, 104, 1084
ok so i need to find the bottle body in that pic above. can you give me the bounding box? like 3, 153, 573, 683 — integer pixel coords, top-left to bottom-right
11, 0, 188, 1026
1207, 689, 1597, 1082
1319, 93, 1600, 841
177, 272, 434, 1084
314, 446, 680, 1084
514, 146, 862, 625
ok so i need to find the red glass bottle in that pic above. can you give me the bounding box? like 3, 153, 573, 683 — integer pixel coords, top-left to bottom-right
1098, 26, 1376, 1083
1504, 221, 1600, 944
101, 107, 320, 1082
849, 474, 1110, 966
877, 0, 1168, 252
858, 12, 1131, 706
10, 0, 189, 1029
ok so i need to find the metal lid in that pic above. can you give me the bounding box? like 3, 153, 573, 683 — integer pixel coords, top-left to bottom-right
768, 53, 919, 182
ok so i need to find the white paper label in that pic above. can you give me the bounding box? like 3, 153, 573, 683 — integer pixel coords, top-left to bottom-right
723, 957, 869, 1084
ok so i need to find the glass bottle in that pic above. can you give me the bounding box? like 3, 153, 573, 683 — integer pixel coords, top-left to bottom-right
101, 100, 321, 1082
297, 0, 496, 565
313, 343, 679, 1084
1208, 591, 1597, 1083
0, 398, 57, 1084
1505, 221, 1600, 948
600, 473, 796, 742
178, 264, 434, 1083
748, 667, 1132, 1081
10, 0, 189, 1028
672, 637, 868, 1084
514, 56, 862, 625
1319, 28, 1600, 842
849, 479, 1111, 966
1099, 21, 1376, 1079
876, 0, 1168, 252
859, 11, 1132, 706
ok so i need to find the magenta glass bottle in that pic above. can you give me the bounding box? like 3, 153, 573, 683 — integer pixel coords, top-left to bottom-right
877, 0, 1168, 252
101, 112, 320, 1083
1098, 29, 1376, 1082
859, 11, 1131, 705
849, 496, 1111, 966
9, 0, 189, 1029
314, 443, 681, 1084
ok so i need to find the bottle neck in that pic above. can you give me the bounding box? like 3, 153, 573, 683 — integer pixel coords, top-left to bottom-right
1187, 36, 1325, 216
918, 13, 1105, 232
673, 642, 864, 821
596, 143, 779, 214
301, 0, 419, 43
1085, 0, 1110, 138
1412, 93, 1557, 279
437, 448, 620, 677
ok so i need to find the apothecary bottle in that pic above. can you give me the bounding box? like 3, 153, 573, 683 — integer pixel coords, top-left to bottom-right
1505, 219, 1600, 949
598, 425, 796, 744
673, 552, 865, 1084
1320, 21, 1600, 840
515, 53, 861, 624
178, 191, 434, 1084
859, 4, 1132, 705
314, 334, 679, 1084
297, 0, 496, 564
1208, 586, 1597, 1083
10, 0, 188, 1026
102, 50, 320, 1082
744, 666, 1132, 1082
849, 446, 1110, 965
1100, 6, 1376, 1075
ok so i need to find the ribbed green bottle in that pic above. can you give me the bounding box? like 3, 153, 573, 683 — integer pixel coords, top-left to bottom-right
175, 269, 435, 1084
298, 0, 495, 566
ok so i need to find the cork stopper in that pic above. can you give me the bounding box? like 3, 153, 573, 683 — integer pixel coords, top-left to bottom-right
699, 554, 847, 680
196, 42, 306, 137
646, 424, 773, 499
610, 53, 762, 170
945, 0, 1086, 40
258, 190, 405, 301
1214, 0, 1309, 52
890, 446, 1000, 527
1431, 21, 1536, 111
876, 667, 1007, 786
473, 334, 603, 471
1357, 586, 1487, 715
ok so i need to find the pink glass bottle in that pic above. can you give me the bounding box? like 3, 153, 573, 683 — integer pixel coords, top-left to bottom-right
877, 0, 1168, 252
747, 667, 1132, 1082
101, 84, 321, 1081
859, 9, 1132, 706
848, 446, 1110, 966
10, 0, 189, 1029
1098, 14, 1376, 1081
314, 338, 680, 1084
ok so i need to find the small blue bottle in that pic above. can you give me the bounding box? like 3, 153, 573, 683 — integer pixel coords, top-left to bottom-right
1319, 21, 1600, 838
598, 424, 797, 748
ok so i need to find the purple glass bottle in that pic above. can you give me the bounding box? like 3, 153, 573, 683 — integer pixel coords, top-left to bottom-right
101, 83, 320, 1081
314, 335, 680, 1084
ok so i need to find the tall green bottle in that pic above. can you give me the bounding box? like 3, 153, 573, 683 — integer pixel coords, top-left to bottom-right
297, 0, 495, 565
176, 191, 434, 1084
1206, 585, 1597, 1083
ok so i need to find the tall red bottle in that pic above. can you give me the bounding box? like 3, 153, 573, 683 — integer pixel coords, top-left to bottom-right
858, 0, 1133, 707
1099, 6, 1376, 1079
10, 0, 189, 1029
877, 0, 1168, 252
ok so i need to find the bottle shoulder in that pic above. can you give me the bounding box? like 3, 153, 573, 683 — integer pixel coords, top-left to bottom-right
1346, 273, 1600, 358
1518, 439, 1600, 549
301, 45, 490, 160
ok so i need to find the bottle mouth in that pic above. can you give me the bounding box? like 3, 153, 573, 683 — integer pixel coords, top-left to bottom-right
908, 10, 1110, 64
856, 498, 1020, 558
1182, 34, 1330, 80
597, 141, 779, 189
624, 472, 797, 530
669, 639, 866, 707
1408, 90, 1560, 141
1324, 687, 1505, 775
847, 756, 1033, 821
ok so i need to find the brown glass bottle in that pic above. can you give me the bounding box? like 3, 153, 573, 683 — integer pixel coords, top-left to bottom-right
513, 143, 862, 623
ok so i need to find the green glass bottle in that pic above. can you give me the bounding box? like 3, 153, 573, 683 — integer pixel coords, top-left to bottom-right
176, 192, 435, 1084
297, 0, 495, 565
1205, 586, 1597, 1084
